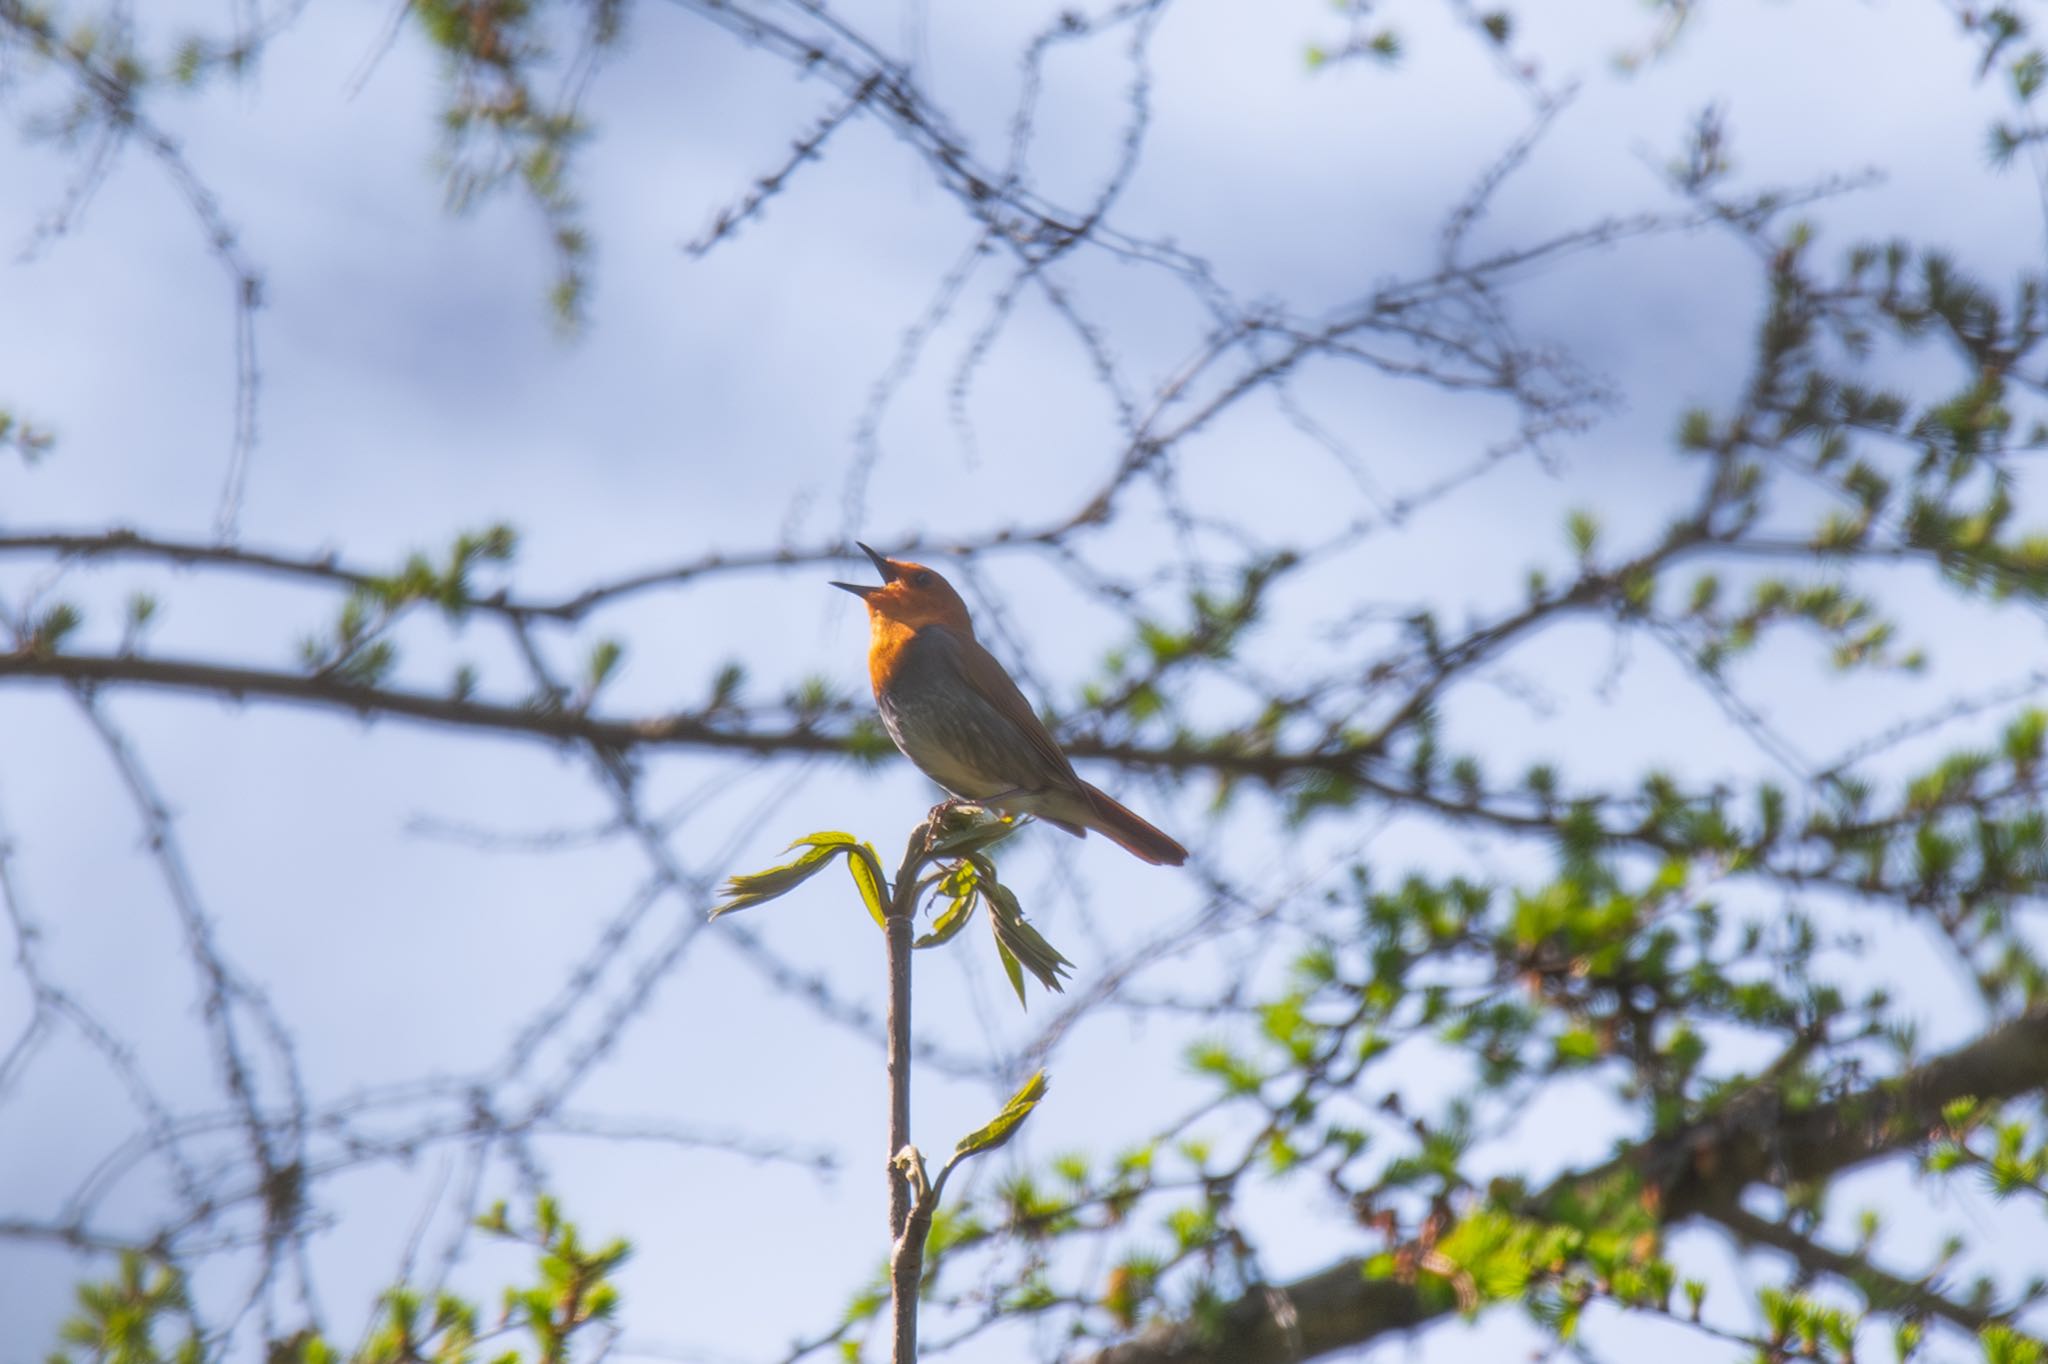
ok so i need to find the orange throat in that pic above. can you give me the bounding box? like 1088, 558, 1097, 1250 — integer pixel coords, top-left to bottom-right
865, 614, 921, 694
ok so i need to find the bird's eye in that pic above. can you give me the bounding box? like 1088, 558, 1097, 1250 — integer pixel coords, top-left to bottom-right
912, 571, 933, 588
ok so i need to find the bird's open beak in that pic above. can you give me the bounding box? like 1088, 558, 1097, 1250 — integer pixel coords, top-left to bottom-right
830, 542, 897, 598
858, 542, 898, 581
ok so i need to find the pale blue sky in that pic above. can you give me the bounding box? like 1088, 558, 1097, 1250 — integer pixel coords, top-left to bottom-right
1, 1, 2042, 1359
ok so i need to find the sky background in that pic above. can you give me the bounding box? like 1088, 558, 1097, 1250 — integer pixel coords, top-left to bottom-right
2, 0, 2044, 1359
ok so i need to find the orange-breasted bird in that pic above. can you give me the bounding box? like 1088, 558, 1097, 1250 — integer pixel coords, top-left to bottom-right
833, 544, 1188, 867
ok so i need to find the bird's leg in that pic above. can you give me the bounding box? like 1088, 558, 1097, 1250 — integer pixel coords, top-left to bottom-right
921, 798, 967, 853
922, 790, 1028, 853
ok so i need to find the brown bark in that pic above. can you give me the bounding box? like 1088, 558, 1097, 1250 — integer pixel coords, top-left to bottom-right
1082, 1007, 2048, 1364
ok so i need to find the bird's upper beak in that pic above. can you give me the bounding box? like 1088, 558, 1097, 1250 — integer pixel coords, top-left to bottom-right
830, 541, 898, 598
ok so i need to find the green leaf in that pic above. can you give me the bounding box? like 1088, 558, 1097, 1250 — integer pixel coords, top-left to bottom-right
1566, 508, 1600, 559
916, 862, 981, 945
953, 1071, 1049, 1161
1982, 1323, 2046, 1364
1677, 407, 1715, 450
915, 889, 979, 948
711, 833, 861, 918
983, 878, 1073, 1003
1188, 1039, 1262, 1095
708, 660, 746, 709
29, 602, 81, 654
993, 935, 1027, 1007
586, 638, 624, 688
846, 841, 888, 927
1553, 1028, 1603, 1065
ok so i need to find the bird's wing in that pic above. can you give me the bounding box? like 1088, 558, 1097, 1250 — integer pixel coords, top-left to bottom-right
919, 624, 1084, 791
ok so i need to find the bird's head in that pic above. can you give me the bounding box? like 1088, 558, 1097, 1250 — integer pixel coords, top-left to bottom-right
832, 543, 975, 633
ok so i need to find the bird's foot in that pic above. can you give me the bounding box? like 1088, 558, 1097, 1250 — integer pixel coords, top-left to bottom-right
921, 793, 1023, 855
922, 798, 977, 853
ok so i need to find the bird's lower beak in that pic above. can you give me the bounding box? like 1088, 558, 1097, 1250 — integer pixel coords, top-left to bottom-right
832, 541, 895, 597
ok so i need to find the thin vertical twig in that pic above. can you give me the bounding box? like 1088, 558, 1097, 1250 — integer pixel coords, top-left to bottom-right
885, 822, 927, 1363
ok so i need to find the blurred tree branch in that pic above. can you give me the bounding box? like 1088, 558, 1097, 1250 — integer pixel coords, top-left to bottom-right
1084, 1007, 2048, 1364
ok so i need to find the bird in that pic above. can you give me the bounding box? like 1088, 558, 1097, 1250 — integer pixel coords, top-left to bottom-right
832, 543, 1188, 867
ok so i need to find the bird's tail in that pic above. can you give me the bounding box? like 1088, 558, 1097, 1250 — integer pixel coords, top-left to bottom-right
1077, 781, 1188, 866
